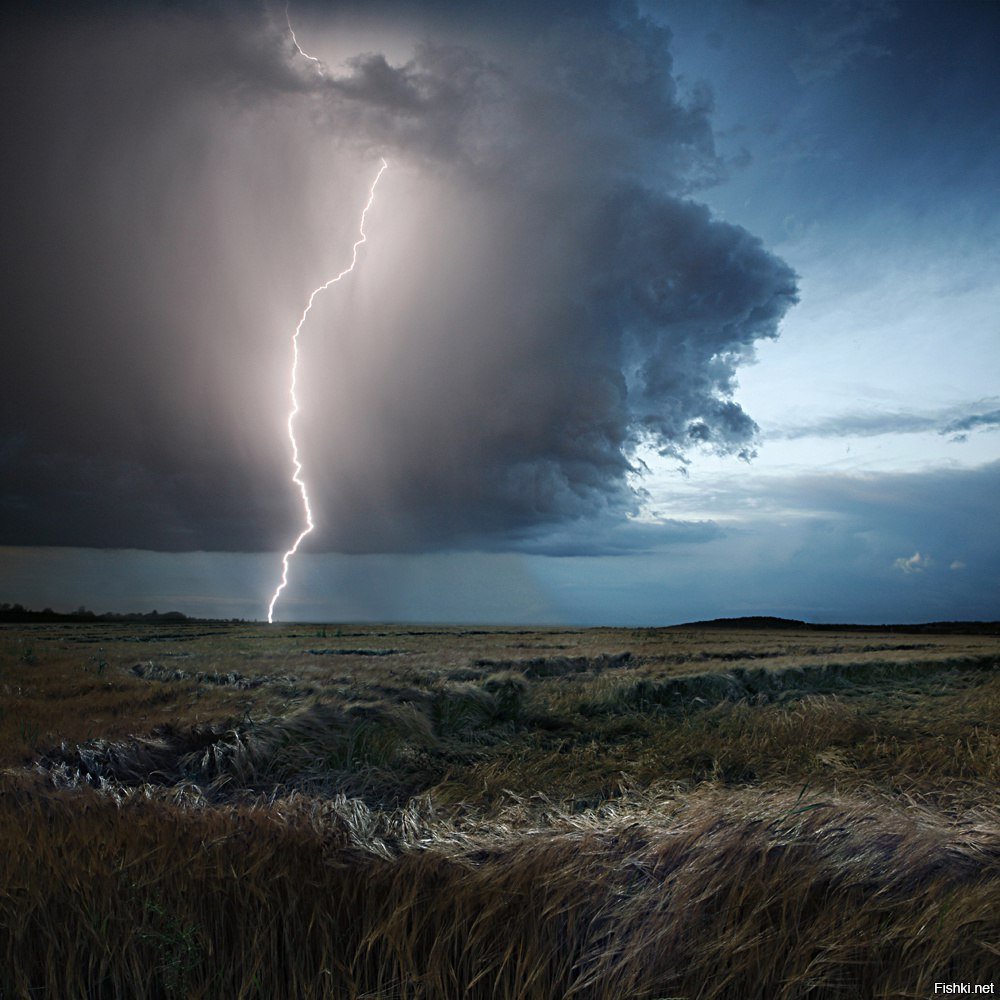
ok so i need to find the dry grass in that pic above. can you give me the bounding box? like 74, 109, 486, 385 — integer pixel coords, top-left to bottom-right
1, 776, 996, 999
1, 622, 998, 997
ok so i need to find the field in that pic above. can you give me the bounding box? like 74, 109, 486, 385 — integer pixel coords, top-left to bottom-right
1, 621, 998, 998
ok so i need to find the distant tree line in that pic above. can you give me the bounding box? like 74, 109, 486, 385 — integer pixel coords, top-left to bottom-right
0, 603, 239, 624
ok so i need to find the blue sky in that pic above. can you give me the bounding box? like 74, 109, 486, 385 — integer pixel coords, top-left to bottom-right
1, 0, 997, 623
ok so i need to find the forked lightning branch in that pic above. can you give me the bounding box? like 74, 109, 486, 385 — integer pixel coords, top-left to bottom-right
267, 159, 388, 623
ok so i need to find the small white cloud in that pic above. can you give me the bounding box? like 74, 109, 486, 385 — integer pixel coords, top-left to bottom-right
894, 551, 930, 574
950, 560, 966, 571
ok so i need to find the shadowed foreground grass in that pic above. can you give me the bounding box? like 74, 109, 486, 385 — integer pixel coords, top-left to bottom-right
2, 776, 997, 999
1, 623, 998, 997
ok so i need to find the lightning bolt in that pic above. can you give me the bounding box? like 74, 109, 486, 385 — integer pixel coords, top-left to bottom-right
267, 158, 388, 623
284, 2, 323, 69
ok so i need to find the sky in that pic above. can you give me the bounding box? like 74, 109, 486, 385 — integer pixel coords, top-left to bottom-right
1, 0, 998, 624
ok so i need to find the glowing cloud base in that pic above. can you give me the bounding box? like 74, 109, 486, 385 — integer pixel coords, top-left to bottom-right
267, 158, 388, 623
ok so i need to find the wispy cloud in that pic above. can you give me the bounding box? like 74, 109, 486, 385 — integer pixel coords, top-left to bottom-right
790, 0, 899, 83
940, 408, 1000, 441
767, 399, 1000, 443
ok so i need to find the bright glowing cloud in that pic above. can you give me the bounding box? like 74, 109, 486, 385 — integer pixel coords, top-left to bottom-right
894, 552, 930, 575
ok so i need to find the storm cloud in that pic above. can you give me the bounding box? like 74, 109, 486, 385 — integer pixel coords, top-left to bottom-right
1, 2, 797, 555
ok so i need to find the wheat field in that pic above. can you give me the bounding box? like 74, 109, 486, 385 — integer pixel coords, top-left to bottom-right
1, 621, 997, 998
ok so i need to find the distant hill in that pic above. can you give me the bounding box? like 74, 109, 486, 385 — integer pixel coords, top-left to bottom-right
671, 616, 1000, 635
672, 616, 809, 630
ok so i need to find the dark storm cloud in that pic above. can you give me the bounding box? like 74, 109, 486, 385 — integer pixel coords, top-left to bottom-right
315, 14, 725, 189
768, 461, 1000, 535
1, 2, 796, 554
502, 517, 722, 558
